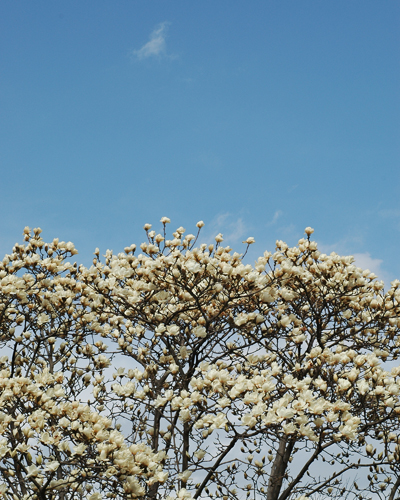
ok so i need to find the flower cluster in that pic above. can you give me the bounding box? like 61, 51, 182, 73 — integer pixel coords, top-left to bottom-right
0, 220, 400, 499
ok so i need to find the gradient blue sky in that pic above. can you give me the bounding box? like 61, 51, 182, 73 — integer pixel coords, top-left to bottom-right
1, 1, 399, 284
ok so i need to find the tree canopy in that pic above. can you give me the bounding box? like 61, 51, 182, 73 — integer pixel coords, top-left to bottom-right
1, 219, 400, 500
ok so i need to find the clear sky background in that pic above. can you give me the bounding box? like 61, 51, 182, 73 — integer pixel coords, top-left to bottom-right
1, 1, 399, 285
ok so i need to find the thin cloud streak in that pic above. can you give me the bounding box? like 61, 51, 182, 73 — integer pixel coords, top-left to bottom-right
267, 210, 282, 226
200, 213, 250, 246
132, 22, 171, 60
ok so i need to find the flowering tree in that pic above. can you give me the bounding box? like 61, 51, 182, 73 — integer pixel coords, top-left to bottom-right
1, 220, 400, 500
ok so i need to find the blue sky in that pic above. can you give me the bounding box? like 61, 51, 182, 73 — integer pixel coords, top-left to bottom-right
1, 1, 399, 284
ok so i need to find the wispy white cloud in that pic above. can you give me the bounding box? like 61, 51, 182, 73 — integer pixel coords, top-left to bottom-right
200, 213, 250, 246
319, 240, 391, 287
352, 252, 394, 289
352, 252, 383, 277
268, 210, 282, 226
224, 218, 248, 243
378, 209, 400, 230
213, 213, 230, 229
378, 209, 400, 218
196, 152, 223, 171
132, 22, 173, 60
